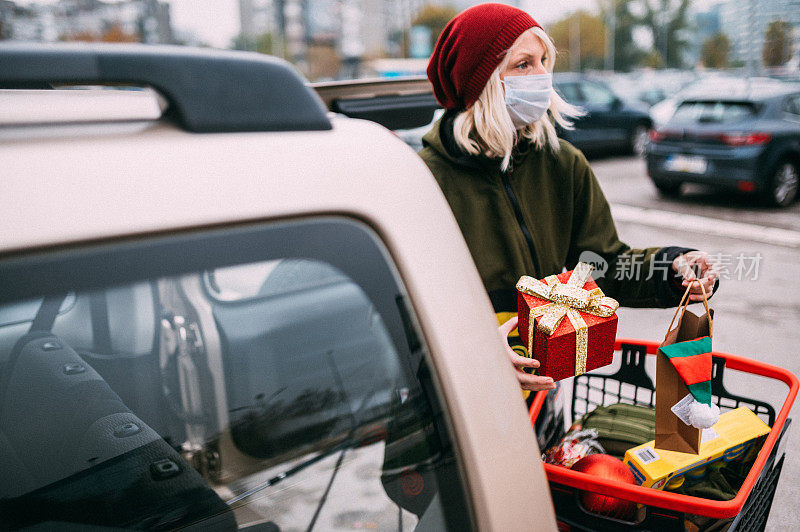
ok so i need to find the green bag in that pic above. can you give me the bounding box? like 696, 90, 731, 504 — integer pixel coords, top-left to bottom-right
673, 466, 738, 501
672, 458, 752, 501
580, 403, 656, 458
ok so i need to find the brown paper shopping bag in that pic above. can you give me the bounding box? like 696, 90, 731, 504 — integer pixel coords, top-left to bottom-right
655, 283, 714, 454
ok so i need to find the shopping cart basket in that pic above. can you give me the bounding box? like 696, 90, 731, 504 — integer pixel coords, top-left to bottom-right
529, 338, 798, 531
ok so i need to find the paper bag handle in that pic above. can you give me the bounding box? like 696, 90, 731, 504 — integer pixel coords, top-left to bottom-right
665, 281, 713, 341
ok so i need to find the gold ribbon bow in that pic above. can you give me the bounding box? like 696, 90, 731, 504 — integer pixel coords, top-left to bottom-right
516, 262, 619, 376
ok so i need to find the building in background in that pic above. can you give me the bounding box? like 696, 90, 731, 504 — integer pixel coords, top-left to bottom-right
720, 0, 799, 71
0, 1, 17, 40
237, 0, 433, 79
0, 0, 172, 43
238, 0, 277, 43
236, 0, 522, 79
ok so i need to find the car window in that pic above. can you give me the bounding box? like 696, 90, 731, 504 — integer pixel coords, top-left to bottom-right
672, 101, 758, 124
0, 294, 76, 328
205, 259, 349, 301
579, 81, 616, 106
640, 88, 666, 106
783, 94, 800, 116
0, 217, 471, 531
554, 81, 582, 103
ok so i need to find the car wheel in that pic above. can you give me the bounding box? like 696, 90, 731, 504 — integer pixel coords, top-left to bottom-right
764, 159, 799, 207
630, 125, 650, 157
653, 179, 681, 197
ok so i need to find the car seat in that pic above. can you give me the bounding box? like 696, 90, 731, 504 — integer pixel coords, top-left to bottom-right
0, 332, 236, 530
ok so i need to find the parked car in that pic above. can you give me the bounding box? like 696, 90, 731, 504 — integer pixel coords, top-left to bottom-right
552, 73, 653, 156
603, 70, 698, 109
648, 75, 786, 127
646, 81, 800, 207
0, 44, 556, 531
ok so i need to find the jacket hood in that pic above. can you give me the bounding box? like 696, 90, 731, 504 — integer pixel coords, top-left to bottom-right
422, 110, 539, 173
422, 110, 485, 170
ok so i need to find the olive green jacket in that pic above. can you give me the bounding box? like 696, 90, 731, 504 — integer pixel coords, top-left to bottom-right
419, 114, 689, 312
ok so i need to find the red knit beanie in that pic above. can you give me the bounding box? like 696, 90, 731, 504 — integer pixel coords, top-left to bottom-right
427, 3, 541, 110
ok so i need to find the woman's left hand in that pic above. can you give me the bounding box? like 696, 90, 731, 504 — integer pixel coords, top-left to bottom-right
672, 251, 718, 302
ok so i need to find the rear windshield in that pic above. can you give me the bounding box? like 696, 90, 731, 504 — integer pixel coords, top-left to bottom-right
672, 101, 758, 124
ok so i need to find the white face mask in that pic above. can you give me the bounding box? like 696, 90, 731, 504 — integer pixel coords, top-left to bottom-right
502, 73, 552, 129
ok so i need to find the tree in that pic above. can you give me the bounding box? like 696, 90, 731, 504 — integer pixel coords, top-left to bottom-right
763, 20, 793, 67
101, 24, 139, 43
61, 23, 139, 43
548, 11, 607, 72
598, 0, 647, 72
410, 4, 458, 53
639, 0, 691, 69
232, 33, 256, 51
232, 32, 283, 58
255, 32, 275, 55
702, 32, 730, 69
643, 49, 664, 68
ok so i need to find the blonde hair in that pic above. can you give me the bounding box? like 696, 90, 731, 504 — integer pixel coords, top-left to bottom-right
452, 27, 583, 171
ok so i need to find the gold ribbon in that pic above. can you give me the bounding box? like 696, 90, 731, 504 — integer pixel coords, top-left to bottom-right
516, 262, 619, 376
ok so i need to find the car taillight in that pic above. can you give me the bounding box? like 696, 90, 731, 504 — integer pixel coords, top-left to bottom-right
737, 180, 757, 192
649, 128, 681, 143
719, 132, 771, 146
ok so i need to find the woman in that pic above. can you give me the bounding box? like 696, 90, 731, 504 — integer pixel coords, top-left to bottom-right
420, 3, 717, 392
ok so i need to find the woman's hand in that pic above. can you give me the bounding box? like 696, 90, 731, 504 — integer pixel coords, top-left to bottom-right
672, 251, 718, 302
498, 316, 556, 391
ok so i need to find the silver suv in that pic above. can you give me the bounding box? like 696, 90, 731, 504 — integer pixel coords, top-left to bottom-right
0, 44, 555, 531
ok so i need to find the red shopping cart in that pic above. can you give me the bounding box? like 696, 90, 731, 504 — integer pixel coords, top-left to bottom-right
529, 338, 798, 531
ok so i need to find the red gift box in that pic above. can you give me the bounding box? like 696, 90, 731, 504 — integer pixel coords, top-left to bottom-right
517, 262, 619, 382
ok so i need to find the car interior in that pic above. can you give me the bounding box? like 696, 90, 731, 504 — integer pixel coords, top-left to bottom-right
0, 220, 470, 531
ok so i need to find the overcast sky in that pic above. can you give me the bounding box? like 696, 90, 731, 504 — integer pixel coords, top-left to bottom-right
21, 0, 725, 49
167, 0, 238, 48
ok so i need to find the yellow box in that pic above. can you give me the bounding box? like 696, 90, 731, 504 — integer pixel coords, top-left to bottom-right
623, 407, 770, 490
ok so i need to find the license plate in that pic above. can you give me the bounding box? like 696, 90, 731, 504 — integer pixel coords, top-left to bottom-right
664, 154, 707, 174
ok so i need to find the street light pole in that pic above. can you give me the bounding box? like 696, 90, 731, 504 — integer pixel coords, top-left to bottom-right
747, 0, 756, 75
570, 13, 581, 71
605, 0, 616, 71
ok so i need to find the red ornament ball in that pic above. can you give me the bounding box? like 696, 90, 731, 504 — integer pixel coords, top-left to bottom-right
571, 454, 637, 520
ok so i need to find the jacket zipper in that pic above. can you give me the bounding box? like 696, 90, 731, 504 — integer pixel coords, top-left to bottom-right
500, 170, 541, 275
